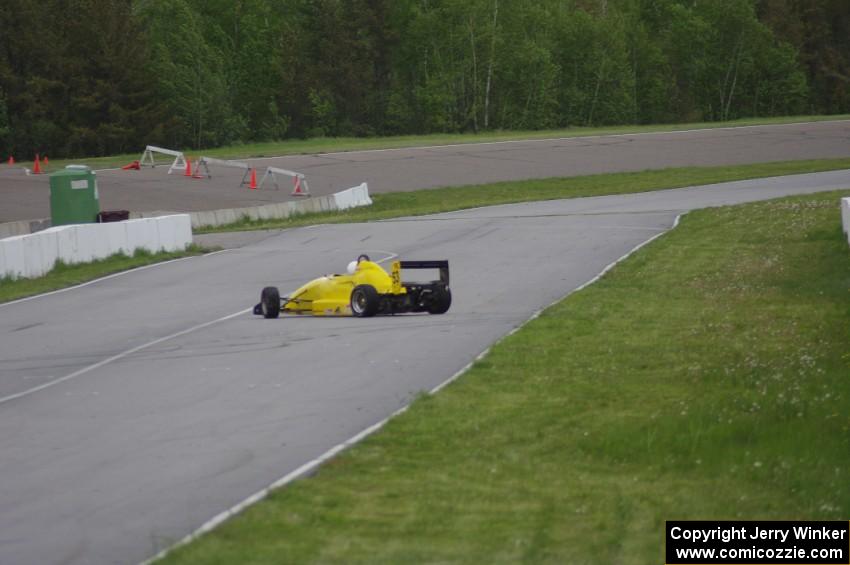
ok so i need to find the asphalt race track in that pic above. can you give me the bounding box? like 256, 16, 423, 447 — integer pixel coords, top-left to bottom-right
1, 120, 849, 222
1, 170, 849, 564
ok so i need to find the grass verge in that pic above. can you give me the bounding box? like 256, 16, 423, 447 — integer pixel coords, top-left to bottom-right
161, 190, 850, 564
197, 157, 850, 233
0, 245, 211, 304
21, 114, 849, 171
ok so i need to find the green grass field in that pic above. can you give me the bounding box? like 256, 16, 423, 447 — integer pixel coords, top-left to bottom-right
0, 246, 210, 304
19, 114, 849, 172
199, 157, 850, 233
160, 189, 850, 564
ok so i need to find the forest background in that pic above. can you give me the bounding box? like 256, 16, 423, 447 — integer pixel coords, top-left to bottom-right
0, 0, 847, 159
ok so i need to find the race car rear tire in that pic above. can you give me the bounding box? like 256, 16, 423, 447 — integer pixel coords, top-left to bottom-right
261, 286, 281, 319
351, 285, 380, 317
427, 287, 452, 314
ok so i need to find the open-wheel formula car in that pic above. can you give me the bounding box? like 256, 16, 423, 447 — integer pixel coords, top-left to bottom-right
254, 254, 451, 318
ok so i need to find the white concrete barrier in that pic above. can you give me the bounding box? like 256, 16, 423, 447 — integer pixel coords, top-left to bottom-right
842, 197, 850, 247
43, 225, 79, 264
3, 184, 374, 236
190, 210, 217, 229
0, 215, 193, 280
1, 236, 26, 279
100, 222, 130, 257
0, 219, 50, 239
74, 224, 100, 263
187, 182, 372, 229
125, 218, 160, 255
215, 209, 240, 226
2, 182, 373, 249
156, 215, 192, 251
334, 182, 372, 210
23, 229, 57, 278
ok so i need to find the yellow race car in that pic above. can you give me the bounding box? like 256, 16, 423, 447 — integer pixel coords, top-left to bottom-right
254, 255, 451, 318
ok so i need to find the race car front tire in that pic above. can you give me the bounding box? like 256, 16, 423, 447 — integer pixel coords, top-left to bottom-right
261, 286, 281, 319
351, 285, 380, 317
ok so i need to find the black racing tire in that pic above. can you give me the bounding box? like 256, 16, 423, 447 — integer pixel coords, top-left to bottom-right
351, 284, 380, 317
427, 287, 452, 315
261, 286, 281, 319
357, 254, 371, 263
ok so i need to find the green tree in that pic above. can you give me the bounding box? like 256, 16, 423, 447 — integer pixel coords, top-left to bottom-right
0, 0, 838, 157
662, 0, 807, 121
0, 0, 68, 156
141, 0, 241, 149
60, 0, 163, 156
188, 0, 290, 140
552, 7, 634, 126
0, 89, 10, 156
758, 0, 849, 114
488, 2, 560, 130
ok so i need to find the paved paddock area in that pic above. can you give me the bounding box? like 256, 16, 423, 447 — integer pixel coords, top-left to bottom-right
1, 120, 848, 223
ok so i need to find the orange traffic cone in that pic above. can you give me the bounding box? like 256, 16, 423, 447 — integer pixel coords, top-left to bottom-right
7, 156, 14, 165
184, 157, 192, 177
292, 176, 303, 195
43, 155, 49, 168
122, 160, 141, 171
32, 154, 42, 174
249, 168, 257, 189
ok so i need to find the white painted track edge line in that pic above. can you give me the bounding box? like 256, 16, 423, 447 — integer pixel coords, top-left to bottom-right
0, 257, 195, 308
200, 248, 235, 257
0, 308, 251, 407
2, 250, 395, 407
142, 211, 687, 564
432, 212, 684, 395
0, 250, 222, 309
142, 403, 413, 565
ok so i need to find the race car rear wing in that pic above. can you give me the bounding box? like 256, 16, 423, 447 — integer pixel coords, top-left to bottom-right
391, 260, 449, 293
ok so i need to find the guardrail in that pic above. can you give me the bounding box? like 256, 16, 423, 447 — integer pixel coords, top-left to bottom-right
0, 215, 192, 280
843, 197, 850, 247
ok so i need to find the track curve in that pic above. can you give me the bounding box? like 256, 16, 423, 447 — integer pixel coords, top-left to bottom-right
0, 170, 849, 564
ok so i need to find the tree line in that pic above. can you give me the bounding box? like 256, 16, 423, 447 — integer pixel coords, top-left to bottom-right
0, 0, 847, 159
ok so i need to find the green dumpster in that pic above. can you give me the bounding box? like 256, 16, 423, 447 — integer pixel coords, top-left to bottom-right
49, 166, 100, 226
